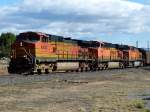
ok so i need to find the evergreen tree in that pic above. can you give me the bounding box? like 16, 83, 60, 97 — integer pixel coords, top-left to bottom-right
0, 33, 16, 57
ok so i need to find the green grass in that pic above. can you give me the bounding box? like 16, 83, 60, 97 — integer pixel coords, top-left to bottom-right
143, 109, 150, 112
140, 93, 150, 97
130, 100, 145, 109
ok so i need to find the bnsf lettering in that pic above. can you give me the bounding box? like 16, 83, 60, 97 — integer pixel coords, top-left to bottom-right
41, 46, 47, 49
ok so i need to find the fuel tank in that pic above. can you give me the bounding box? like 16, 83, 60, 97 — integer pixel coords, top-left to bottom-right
56, 62, 79, 71
134, 61, 141, 67
108, 62, 120, 68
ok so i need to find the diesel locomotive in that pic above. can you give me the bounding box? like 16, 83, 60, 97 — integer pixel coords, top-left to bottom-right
8, 32, 148, 74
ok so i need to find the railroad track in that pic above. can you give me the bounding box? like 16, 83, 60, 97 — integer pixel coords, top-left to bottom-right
0, 66, 149, 86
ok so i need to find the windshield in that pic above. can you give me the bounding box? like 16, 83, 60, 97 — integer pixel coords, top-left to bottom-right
17, 32, 40, 42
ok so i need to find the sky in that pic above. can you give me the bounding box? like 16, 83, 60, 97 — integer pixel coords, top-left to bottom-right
0, 0, 150, 48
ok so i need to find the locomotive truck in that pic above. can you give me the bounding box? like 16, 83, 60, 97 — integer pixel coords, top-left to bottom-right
8, 32, 147, 74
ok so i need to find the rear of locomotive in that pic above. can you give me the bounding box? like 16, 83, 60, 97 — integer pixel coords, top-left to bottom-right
118, 45, 143, 67
129, 47, 143, 67
139, 48, 150, 66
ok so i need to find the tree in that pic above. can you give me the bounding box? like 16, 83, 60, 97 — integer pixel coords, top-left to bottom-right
0, 33, 16, 57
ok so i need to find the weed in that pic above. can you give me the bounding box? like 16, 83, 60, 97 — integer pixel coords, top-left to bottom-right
132, 100, 145, 109
143, 109, 150, 112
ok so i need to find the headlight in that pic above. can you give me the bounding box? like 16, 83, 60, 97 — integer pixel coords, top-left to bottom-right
20, 42, 23, 46
23, 55, 27, 58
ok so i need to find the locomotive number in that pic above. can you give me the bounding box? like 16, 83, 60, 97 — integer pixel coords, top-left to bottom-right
41, 46, 47, 49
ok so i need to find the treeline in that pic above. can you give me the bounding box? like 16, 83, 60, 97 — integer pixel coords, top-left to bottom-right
0, 33, 16, 58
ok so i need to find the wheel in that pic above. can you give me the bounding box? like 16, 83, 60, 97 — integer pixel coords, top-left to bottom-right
85, 67, 88, 72
140, 62, 144, 67
119, 63, 124, 69
37, 69, 42, 75
103, 64, 107, 70
76, 70, 79, 72
45, 69, 49, 74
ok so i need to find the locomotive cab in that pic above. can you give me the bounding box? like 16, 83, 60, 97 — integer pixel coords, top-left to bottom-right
16, 33, 40, 42
11, 32, 49, 58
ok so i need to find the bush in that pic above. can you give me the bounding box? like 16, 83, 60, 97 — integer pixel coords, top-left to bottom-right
0, 32, 16, 58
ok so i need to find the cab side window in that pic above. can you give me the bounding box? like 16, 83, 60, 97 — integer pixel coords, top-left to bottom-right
42, 36, 48, 43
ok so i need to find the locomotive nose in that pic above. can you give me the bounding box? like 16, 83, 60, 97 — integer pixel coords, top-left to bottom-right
20, 42, 23, 47
11, 41, 35, 58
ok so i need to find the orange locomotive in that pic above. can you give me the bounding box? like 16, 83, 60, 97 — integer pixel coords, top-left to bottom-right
8, 32, 144, 74
118, 45, 143, 67
9, 32, 79, 73
97, 42, 124, 69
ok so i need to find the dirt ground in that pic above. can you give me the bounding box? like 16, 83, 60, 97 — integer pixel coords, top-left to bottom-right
0, 64, 8, 75
0, 68, 150, 112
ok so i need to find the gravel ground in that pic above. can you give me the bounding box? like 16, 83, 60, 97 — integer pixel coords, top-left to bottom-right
0, 67, 145, 85
0, 67, 150, 112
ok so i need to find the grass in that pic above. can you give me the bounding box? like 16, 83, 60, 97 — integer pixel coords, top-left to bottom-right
130, 99, 145, 109
141, 93, 150, 97
134, 100, 145, 109
144, 109, 150, 112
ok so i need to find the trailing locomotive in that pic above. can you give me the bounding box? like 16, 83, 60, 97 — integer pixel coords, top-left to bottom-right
8, 32, 146, 74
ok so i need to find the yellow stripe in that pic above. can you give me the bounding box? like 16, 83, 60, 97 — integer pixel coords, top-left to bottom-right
36, 54, 57, 58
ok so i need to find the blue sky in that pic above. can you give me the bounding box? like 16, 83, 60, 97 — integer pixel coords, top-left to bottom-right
129, 0, 150, 4
0, 0, 150, 48
0, 0, 20, 5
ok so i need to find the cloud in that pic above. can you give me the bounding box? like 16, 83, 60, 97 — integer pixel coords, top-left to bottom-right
0, 0, 149, 39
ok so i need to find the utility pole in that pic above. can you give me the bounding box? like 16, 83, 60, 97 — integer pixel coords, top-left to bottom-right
147, 41, 150, 51
136, 41, 138, 48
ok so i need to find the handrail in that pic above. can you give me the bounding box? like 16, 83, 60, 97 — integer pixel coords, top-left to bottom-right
21, 47, 34, 64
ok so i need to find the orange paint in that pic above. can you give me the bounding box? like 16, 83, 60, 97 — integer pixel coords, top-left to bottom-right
98, 47, 123, 61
